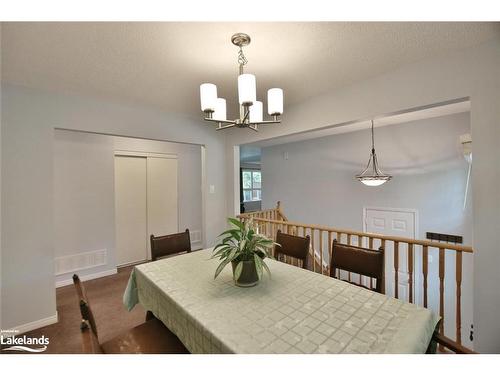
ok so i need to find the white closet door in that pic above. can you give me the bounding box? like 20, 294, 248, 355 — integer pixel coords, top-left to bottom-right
147, 157, 179, 253
114, 156, 148, 266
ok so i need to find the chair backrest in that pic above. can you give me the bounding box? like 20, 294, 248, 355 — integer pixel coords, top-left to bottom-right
73, 274, 87, 301
150, 229, 191, 261
79, 302, 103, 354
73, 274, 99, 338
275, 229, 311, 269
330, 239, 385, 293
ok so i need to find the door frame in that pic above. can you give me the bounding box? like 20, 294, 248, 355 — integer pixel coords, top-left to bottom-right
114, 150, 178, 160
114, 154, 149, 266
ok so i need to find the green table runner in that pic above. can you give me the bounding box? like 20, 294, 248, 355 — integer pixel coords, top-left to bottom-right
123, 249, 439, 353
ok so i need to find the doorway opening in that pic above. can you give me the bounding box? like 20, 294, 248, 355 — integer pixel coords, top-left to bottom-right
239, 145, 262, 214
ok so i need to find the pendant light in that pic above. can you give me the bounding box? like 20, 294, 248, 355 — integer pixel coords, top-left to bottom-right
356, 120, 392, 186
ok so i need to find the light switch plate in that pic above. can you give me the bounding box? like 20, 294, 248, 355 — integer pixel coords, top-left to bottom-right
209, 185, 215, 194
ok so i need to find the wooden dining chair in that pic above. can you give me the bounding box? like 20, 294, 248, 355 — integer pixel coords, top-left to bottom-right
73, 274, 189, 354
329, 239, 385, 294
275, 229, 311, 269
150, 229, 191, 261
80, 306, 104, 354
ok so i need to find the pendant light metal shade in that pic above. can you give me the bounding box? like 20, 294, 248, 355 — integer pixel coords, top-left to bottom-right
356, 120, 392, 186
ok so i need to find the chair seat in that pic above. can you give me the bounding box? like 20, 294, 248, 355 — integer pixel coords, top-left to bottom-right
101, 317, 189, 354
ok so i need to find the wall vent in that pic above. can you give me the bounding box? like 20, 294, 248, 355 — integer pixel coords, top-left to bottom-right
55, 249, 107, 275
426, 232, 463, 244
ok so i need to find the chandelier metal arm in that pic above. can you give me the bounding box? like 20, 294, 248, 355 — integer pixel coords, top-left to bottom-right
251, 115, 281, 125
251, 120, 280, 125
215, 123, 237, 131
242, 105, 251, 123
203, 117, 237, 125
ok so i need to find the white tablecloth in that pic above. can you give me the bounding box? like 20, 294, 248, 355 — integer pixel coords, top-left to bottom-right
124, 249, 439, 353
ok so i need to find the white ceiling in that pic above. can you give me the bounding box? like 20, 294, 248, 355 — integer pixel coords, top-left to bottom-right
2, 22, 499, 118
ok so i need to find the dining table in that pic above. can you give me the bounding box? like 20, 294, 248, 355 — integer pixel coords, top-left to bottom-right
123, 248, 440, 354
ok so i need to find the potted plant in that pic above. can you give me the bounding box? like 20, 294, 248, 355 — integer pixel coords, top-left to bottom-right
212, 218, 277, 287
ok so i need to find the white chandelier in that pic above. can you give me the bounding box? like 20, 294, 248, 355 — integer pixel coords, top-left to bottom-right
356, 120, 392, 186
199, 33, 283, 131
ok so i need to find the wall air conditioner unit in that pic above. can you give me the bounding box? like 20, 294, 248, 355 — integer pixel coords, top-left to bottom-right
460, 133, 472, 210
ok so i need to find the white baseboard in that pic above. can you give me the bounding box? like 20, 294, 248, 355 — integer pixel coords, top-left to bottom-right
3, 312, 59, 336
55, 268, 117, 288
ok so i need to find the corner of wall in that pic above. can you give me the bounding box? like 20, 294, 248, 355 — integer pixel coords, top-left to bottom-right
0, 21, 4, 330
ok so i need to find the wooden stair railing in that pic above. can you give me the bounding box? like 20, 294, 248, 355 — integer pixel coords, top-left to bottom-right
238, 201, 288, 222
237, 202, 475, 353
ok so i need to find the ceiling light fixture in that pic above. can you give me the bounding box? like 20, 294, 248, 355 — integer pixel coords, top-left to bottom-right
199, 33, 283, 131
356, 120, 392, 186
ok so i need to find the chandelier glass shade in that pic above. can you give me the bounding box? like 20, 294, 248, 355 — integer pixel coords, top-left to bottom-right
356, 120, 392, 186
199, 33, 283, 131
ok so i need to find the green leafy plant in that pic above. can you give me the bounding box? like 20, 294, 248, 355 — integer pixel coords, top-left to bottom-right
211, 218, 278, 281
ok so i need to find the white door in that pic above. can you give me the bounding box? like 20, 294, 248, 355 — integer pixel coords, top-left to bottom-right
364, 207, 418, 302
146, 157, 178, 257
115, 154, 179, 265
114, 156, 148, 266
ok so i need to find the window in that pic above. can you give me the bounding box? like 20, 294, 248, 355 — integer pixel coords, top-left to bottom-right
242, 169, 262, 202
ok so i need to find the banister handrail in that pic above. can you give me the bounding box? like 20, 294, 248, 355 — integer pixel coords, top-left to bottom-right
238, 216, 472, 253
238, 201, 289, 222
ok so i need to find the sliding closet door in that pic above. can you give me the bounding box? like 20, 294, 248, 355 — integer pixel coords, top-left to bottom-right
114, 156, 148, 266
147, 157, 178, 247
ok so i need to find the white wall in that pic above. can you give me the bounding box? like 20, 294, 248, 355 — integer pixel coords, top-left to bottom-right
1, 84, 226, 331
261, 112, 473, 345
54, 131, 116, 284
53, 130, 203, 286
225, 40, 500, 352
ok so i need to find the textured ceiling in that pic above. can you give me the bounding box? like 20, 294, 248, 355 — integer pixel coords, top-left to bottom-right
2, 22, 499, 118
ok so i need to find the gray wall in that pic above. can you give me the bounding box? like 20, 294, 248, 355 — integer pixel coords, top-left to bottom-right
1, 84, 226, 331
53, 130, 202, 285
225, 40, 500, 352
261, 112, 473, 344
262, 113, 472, 242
